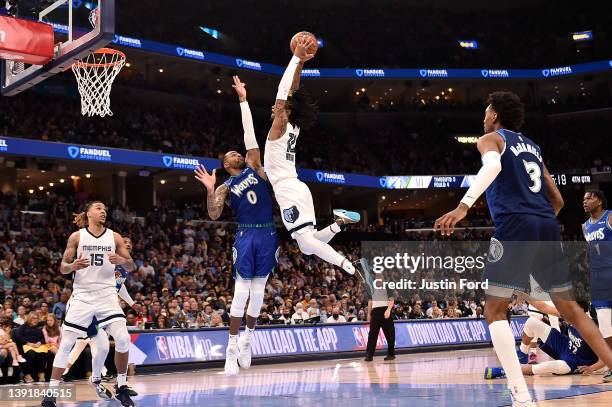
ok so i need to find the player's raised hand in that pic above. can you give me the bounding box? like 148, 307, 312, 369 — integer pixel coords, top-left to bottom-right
108, 253, 126, 265
194, 165, 217, 191
294, 36, 316, 62
71, 252, 90, 271
434, 204, 468, 236
232, 75, 247, 101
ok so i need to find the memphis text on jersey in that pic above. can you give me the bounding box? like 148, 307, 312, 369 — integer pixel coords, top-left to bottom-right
230, 172, 259, 198
82, 245, 113, 252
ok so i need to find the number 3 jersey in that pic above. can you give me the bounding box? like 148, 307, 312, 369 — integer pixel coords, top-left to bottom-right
485, 129, 556, 226
75, 227, 116, 292
224, 166, 275, 227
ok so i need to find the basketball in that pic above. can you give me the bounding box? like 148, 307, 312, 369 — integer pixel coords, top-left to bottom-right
290, 31, 318, 55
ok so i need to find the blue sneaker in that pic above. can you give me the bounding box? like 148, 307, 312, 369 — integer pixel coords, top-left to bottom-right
333, 209, 361, 228
484, 367, 506, 379
516, 349, 528, 364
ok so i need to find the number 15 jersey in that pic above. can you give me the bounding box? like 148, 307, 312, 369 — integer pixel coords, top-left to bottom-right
485, 129, 555, 226
264, 122, 300, 186
75, 227, 116, 292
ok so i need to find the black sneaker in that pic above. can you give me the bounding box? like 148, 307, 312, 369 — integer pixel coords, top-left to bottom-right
101, 372, 116, 382
384, 355, 396, 361
60, 372, 73, 382
115, 384, 135, 407
41, 396, 56, 407
128, 386, 139, 397
364, 356, 373, 362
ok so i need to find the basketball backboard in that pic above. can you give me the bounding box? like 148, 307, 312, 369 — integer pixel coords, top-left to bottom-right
1, 0, 115, 96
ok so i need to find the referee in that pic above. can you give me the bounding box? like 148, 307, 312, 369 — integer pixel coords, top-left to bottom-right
365, 281, 395, 362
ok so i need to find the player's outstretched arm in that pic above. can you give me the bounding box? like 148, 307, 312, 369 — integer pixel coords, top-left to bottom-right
118, 284, 135, 307
60, 231, 87, 274
269, 36, 315, 141
543, 166, 564, 215
434, 132, 503, 235
232, 75, 267, 180
110, 232, 135, 271
195, 165, 228, 220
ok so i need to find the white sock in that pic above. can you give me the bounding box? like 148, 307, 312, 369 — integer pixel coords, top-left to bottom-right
50, 379, 60, 387
91, 375, 101, 383
244, 327, 255, 340
228, 334, 238, 345
313, 223, 341, 244
489, 320, 532, 402
519, 343, 530, 354
117, 373, 128, 387
341, 259, 355, 274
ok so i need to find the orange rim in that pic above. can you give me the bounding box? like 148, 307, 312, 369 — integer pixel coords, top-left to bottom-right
74, 48, 126, 68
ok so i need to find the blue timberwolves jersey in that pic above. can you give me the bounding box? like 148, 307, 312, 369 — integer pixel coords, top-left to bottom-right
566, 325, 597, 366
583, 210, 612, 273
224, 166, 274, 227
485, 129, 555, 225
115, 265, 128, 292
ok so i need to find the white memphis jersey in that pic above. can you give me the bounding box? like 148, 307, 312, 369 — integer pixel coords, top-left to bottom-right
74, 228, 116, 292
264, 122, 300, 186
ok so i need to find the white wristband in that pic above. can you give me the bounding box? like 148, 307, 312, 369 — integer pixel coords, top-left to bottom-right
460, 150, 502, 208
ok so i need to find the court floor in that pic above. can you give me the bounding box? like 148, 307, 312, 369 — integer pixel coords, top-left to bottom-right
4, 348, 611, 406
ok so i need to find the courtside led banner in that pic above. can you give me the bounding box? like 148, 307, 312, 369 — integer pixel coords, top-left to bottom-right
128, 317, 527, 366
0, 137, 591, 190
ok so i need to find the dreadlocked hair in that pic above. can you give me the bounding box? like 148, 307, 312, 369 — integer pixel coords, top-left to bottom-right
587, 190, 607, 208
287, 87, 318, 130
73, 200, 104, 229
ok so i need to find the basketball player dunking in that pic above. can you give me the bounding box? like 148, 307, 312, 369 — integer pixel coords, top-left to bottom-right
195, 75, 278, 375
435, 92, 612, 406
264, 34, 361, 275
579, 191, 612, 381
43, 202, 135, 407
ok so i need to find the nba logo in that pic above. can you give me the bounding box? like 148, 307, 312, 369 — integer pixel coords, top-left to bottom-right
156, 336, 170, 360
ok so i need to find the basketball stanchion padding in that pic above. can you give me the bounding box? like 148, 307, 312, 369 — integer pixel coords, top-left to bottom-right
72, 47, 126, 117
0, 15, 54, 65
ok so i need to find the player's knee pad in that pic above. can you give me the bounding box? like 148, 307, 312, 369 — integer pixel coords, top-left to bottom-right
104, 320, 130, 353
596, 308, 612, 338
54, 329, 80, 368
231, 276, 252, 318
295, 230, 318, 255
246, 277, 267, 318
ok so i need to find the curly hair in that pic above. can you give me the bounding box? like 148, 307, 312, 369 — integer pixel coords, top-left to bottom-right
287, 87, 318, 130
587, 190, 607, 208
487, 91, 525, 131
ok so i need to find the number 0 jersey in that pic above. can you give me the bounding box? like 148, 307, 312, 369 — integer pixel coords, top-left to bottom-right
224, 166, 275, 227
485, 129, 555, 226
264, 122, 300, 186
75, 227, 116, 292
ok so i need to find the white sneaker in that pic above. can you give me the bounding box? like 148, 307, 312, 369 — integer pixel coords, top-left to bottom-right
511, 394, 538, 407
17, 355, 26, 363
237, 335, 252, 369
225, 341, 240, 376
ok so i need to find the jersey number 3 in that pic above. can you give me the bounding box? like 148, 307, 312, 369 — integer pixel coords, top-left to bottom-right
523, 160, 542, 193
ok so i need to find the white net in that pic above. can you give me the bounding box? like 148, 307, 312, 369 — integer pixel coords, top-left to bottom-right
72, 49, 125, 117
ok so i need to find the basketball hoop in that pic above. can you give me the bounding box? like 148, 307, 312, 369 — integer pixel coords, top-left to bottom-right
71, 7, 125, 117
72, 47, 125, 117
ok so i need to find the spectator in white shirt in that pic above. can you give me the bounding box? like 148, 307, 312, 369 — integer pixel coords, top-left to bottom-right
138, 260, 155, 279
291, 303, 307, 324
326, 307, 347, 323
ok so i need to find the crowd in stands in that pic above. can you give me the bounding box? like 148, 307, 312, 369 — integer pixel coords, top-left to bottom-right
118, 1, 612, 69
2, 91, 611, 177
0, 188, 508, 382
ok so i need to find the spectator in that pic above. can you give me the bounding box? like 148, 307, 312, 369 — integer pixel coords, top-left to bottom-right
52, 292, 70, 321
326, 307, 347, 323
14, 312, 47, 383
409, 303, 425, 320
13, 306, 27, 326
0, 321, 26, 366
291, 303, 307, 325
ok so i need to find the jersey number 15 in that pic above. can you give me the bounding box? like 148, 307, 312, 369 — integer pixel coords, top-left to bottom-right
90, 253, 104, 266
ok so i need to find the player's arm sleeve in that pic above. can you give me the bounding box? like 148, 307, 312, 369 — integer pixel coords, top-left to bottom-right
460, 150, 502, 208
240, 101, 258, 150
118, 284, 135, 307
276, 55, 301, 101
